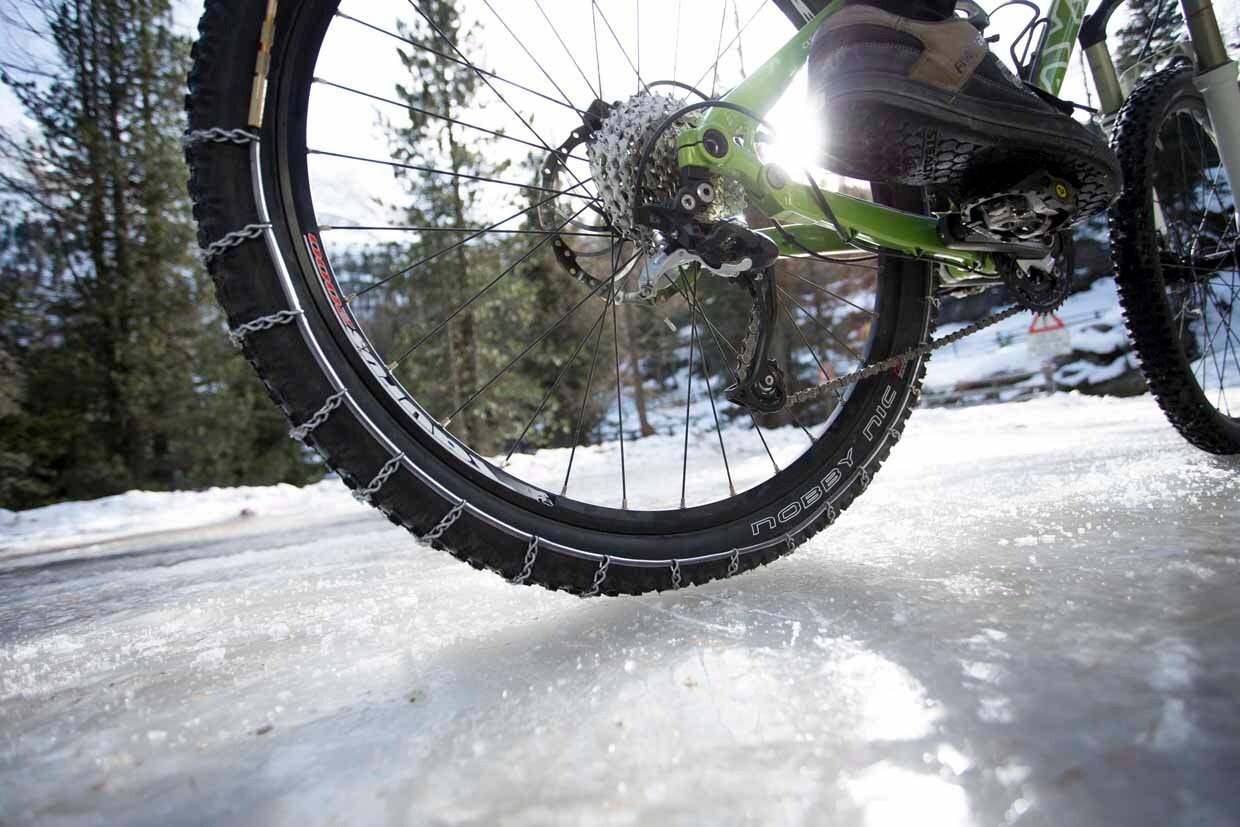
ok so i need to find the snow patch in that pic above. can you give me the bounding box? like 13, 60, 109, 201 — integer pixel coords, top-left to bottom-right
0, 480, 369, 557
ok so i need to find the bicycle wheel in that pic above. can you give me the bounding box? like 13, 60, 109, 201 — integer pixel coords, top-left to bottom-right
187, 0, 935, 594
1110, 61, 1240, 453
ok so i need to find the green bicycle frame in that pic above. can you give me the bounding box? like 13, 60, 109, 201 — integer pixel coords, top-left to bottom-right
1030, 0, 1091, 93
674, 0, 1090, 276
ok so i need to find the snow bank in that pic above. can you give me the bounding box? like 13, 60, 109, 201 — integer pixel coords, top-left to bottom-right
0, 479, 367, 557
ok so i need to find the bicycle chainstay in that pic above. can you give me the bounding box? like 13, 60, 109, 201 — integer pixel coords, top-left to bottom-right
735, 299, 1025, 408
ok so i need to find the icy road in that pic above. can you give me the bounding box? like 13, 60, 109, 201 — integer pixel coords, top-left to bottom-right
3, 394, 1239, 826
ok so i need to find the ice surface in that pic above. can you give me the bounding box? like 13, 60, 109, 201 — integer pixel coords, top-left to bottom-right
2, 394, 1239, 826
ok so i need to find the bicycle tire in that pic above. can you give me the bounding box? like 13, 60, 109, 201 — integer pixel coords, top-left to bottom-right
186, 0, 937, 594
1109, 62, 1240, 454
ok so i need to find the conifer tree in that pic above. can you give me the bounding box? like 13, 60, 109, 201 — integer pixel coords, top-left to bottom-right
0, 0, 313, 507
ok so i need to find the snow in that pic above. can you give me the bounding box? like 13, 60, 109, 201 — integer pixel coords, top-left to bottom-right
0, 480, 369, 559
2, 393, 1239, 826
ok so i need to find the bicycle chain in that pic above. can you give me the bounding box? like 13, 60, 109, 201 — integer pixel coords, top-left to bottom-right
735, 300, 1025, 408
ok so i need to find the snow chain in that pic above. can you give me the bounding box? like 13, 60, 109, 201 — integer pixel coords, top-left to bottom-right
511, 536, 540, 585
183, 127, 259, 146
425, 500, 466, 542
228, 309, 303, 348
203, 223, 270, 264
585, 555, 611, 597
288, 390, 347, 442
352, 454, 405, 504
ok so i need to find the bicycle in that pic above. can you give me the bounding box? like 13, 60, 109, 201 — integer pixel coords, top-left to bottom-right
186, 0, 1239, 594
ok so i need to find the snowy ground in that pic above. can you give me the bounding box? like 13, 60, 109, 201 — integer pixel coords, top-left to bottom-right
3, 394, 1240, 826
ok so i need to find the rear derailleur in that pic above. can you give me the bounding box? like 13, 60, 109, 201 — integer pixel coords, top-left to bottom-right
636, 171, 787, 414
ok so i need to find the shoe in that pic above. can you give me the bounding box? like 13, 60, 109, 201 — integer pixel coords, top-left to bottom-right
809, 4, 1121, 220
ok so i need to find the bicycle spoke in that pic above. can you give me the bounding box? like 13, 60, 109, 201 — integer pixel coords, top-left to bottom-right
1220, 276, 1240, 397
505, 300, 612, 463
387, 204, 591, 368
562, 293, 612, 497
659, 273, 785, 470
672, 0, 682, 83
776, 264, 879, 318
692, 1, 766, 94
590, 0, 648, 93
1202, 291, 1228, 402
308, 148, 597, 201
710, 3, 728, 98
696, 308, 737, 498
1217, 312, 1235, 413
481, 0, 578, 111
611, 284, 629, 509
350, 179, 596, 299
406, 0, 595, 198
334, 11, 584, 116
532, 0, 600, 100
778, 285, 865, 363
443, 260, 625, 424
591, 2, 604, 100
312, 78, 591, 165
636, 1, 642, 92
732, 0, 749, 79
780, 300, 845, 407
1205, 279, 1239, 402
680, 281, 699, 509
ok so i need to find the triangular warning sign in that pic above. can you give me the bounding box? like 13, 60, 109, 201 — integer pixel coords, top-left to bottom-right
1029, 312, 1066, 334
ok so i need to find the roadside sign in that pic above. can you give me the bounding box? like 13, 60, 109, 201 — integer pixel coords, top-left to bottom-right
1027, 312, 1072, 359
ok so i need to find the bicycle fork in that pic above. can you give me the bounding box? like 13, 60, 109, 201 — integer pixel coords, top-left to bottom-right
1181, 0, 1240, 232
1083, 0, 1240, 230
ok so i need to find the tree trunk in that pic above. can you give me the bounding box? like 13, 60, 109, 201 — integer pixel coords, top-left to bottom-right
623, 302, 654, 437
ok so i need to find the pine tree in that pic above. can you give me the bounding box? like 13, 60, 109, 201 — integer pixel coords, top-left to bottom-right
0, 0, 313, 507
1113, 0, 1187, 75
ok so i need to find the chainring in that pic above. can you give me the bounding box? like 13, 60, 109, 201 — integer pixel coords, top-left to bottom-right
999, 231, 1074, 313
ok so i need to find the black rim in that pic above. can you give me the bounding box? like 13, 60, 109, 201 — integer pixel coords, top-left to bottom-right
264, 0, 932, 534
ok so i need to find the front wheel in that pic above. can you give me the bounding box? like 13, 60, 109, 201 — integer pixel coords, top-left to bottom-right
186, 0, 935, 594
1109, 61, 1240, 453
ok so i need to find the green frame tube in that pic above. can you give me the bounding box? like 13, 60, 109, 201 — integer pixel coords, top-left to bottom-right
670, 0, 1093, 275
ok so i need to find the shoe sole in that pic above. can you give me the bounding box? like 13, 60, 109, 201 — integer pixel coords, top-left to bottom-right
818, 75, 1121, 217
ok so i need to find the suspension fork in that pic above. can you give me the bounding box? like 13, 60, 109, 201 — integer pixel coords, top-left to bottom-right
1180, 0, 1240, 231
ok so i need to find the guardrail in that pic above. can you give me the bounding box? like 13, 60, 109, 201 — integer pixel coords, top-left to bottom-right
922, 369, 1053, 408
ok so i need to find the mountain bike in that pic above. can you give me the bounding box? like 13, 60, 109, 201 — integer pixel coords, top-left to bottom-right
187, 0, 1240, 594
